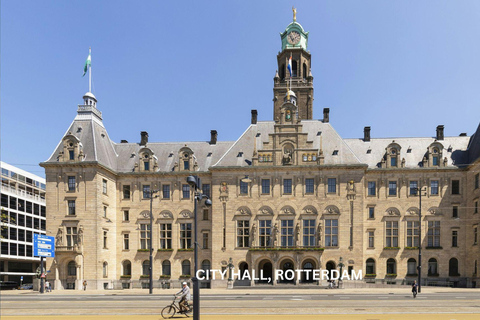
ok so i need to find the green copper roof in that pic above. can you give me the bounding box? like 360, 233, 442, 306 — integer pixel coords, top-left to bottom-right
280, 21, 309, 51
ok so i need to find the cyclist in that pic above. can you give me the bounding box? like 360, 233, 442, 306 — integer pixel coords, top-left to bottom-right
175, 281, 191, 313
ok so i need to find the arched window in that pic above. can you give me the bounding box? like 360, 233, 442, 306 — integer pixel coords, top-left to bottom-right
182, 260, 191, 276
366, 258, 376, 275
67, 261, 76, 276
201, 260, 211, 274
303, 63, 307, 79
292, 60, 298, 77
449, 258, 459, 276
142, 260, 150, 276
162, 260, 171, 276
428, 258, 438, 276
386, 258, 396, 275
407, 258, 417, 275
122, 260, 131, 276
103, 262, 108, 278
239, 262, 248, 279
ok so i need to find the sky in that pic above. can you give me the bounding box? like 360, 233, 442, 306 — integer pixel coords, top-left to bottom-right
2, 0, 480, 178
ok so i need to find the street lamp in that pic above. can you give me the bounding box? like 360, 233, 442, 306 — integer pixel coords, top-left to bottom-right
187, 175, 212, 320
148, 189, 158, 295
338, 257, 344, 288
412, 187, 426, 293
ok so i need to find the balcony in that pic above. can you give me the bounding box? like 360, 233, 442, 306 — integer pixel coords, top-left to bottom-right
0, 184, 46, 203
56, 245, 82, 253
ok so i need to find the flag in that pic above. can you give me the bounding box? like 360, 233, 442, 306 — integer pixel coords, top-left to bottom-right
83, 52, 91, 77
287, 55, 292, 77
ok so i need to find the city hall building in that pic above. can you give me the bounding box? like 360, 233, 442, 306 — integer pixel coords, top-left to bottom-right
41, 15, 480, 290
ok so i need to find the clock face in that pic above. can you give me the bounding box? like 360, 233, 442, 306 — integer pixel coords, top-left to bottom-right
287, 31, 301, 45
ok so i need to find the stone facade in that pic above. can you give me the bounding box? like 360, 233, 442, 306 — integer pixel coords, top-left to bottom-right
41, 17, 480, 290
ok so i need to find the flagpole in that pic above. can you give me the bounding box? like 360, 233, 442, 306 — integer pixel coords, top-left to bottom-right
89, 47, 92, 93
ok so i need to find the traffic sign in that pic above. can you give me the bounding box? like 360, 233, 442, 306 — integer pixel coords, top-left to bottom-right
34, 234, 55, 258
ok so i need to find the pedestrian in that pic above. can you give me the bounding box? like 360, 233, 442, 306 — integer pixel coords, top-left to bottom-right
83, 280, 87, 291
412, 280, 418, 298
45, 280, 50, 292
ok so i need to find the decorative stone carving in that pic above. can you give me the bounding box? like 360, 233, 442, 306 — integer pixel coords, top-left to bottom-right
258, 206, 273, 215
251, 224, 256, 246
280, 206, 295, 215
159, 211, 173, 219
407, 207, 419, 215
140, 211, 150, 219
385, 207, 400, 216
236, 207, 251, 216
324, 205, 340, 215
56, 227, 63, 246
77, 226, 84, 245
303, 206, 317, 215
179, 211, 192, 219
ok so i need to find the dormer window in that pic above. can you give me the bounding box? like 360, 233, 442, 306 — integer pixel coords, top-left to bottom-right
177, 148, 194, 172
427, 143, 444, 168
138, 148, 156, 172
432, 148, 439, 166
385, 143, 401, 168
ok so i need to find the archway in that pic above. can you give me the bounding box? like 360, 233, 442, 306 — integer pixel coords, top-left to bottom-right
258, 259, 273, 284
326, 261, 336, 280
279, 259, 295, 284
301, 260, 316, 283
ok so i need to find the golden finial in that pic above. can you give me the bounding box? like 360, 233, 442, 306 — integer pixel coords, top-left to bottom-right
292, 6, 297, 21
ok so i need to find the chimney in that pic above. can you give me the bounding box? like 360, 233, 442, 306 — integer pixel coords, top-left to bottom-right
210, 130, 218, 145
323, 108, 330, 123
459, 133, 467, 137
120, 140, 128, 143
364, 126, 371, 142
251, 110, 258, 124
140, 131, 148, 146
436, 125, 444, 140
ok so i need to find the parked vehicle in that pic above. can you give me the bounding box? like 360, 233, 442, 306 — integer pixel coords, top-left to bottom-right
20, 283, 33, 290
0, 281, 18, 290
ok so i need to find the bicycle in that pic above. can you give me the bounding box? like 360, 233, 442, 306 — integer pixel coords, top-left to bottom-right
161, 296, 192, 319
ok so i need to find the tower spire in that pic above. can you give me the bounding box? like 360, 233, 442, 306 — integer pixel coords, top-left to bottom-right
89, 47, 92, 93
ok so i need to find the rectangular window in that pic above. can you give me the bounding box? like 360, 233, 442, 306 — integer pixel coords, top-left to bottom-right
162, 184, 170, 199
281, 220, 294, 247
410, 181, 418, 195
240, 181, 248, 195
123, 234, 129, 250
259, 220, 272, 247
475, 200, 478, 214
69, 150, 74, 160
474, 227, 478, 245
452, 230, 458, 247
476, 173, 479, 190
303, 219, 315, 247
433, 156, 439, 166
66, 227, 77, 247
67, 200, 76, 215
123, 185, 130, 199
388, 181, 397, 196
305, 178, 314, 194
406, 221, 419, 247
140, 224, 151, 250
261, 179, 270, 194
202, 184, 210, 198
368, 181, 376, 196
368, 207, 375, 219
202, 209, 209, 221
385, 221, 399, 247
327, 178, 336, 193
237, 220, 250, 248
144, 161, 149, 171
452, 180, 460, 195
368, 231, 375, 248
391, 157, 397, 167
68, 176, 76, 191
143, 185, 151, 199
180, 223, 192, 249
160, 223, 172, 249
202, 232, 209, 249
431, 180, 439, 195
427, 221, 441, 247
103, 231, 107, 249
183, 160, 189, 170
325, 219, 338, 246
283, 179, 292, 194
182, 184, 190, 199
123, 210, 129, 221
453, 206, 458, 218
102, 179, 107, 194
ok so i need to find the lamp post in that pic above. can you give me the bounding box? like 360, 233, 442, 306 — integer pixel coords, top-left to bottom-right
187, 175, 212, 320
338, 257, 344, 288
413, 187, 426, 293
148, 189, 158, 295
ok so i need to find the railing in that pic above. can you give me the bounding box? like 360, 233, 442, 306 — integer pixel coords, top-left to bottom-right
0, 185, 46, 202
56, 246, 82, 253
77, 105, 102, 119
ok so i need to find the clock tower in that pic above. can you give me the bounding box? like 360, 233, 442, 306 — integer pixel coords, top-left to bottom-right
273, 10, 314, 121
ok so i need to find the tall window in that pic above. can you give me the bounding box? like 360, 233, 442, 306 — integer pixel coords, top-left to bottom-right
283, 179, 292, 194
103, 231, 107, 249
182, 260, 191, 276
327, 178, 336, 193
202, 184, 210, 198
140, 224, 151, 250
143, 185, 151, 199
123, 210, 129, 221
66, 227, 77, 247
368, 231, 374, 248
303, 219, 315, 247
103, 262, 108, 277
476, 173, 479, 190
366, 258, 375, 274
123, 233, 129, 250
68, 261, 76, 276
202, 209, 209, 220
142, 261, 149, 276
240, 181, 248, 195
183, 160, 189, 171
388, 181, 397, 196
68, 176, 76, 191
281, 220, 294, 247
474, 226, 478, 245
237, 220, 249, 248
69, 150, 75, 160
368, 181, 376, 196
180, 223, 192, 249
162, 185, 170, 199
410, 181, 418, 195
386, 258, 396, 274
385, 221, 398, 247
452, 206, 458, 218
67, 200, 76, 215
160, 223, 172, 249
427, 221, 440, 247
452, 230, 458, 247
391, 156, 397, 167
432, 155, 439, 166
123, 185, 130, 199
452, 180, 460, 195
475, 200, 478, 214
182, 184, 190, 199
368, 207, 375, 219
162, 261, 171, 276
406, 221, 419, 247
261, 179, 270, 194
407, 258, 417, 275
449, 258, 459, 276
431, 180, 439, 195
103, 179, 107, 194
428, 258, 438, 276
144, 161, 150, 171
325, 219, 338, 246
259, 220, 271, 247
305, 178, 314, 194
122, 260, 131, 276
202, 232, 209, 249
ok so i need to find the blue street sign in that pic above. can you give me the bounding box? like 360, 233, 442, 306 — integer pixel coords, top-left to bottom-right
34, 234, 55, 258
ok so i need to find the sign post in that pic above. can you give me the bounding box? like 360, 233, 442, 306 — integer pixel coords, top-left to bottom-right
34, 234, 55, 294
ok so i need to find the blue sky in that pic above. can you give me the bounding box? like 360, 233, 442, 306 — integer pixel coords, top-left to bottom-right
2, 1, 480, 177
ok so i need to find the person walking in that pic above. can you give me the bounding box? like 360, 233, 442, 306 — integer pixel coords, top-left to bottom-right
175, 282, 191, 313
412, 280, 418, 298
83, 280, 87, 291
